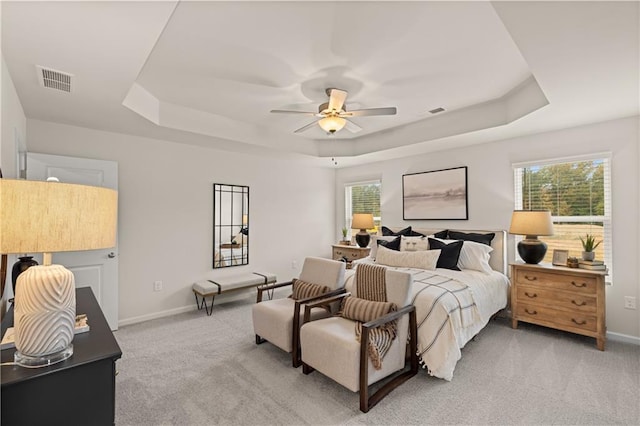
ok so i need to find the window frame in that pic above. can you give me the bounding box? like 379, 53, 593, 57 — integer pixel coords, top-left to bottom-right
344, 180, 381, 234
513, 153, 612, 282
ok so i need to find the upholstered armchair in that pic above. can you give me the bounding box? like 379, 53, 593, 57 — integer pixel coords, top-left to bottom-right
252, 257, 346, 367
299, 267, 417, 412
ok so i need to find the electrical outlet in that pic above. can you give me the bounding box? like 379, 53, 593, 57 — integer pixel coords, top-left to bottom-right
291, 260, 298, 270
154, 281, 163, 292
624, 296, 636, 310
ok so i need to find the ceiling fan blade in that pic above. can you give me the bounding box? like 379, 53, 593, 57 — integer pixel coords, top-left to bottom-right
270, 109, 316, 115
327, 89, 348, 112
293, 121, 318, 134
344, 119, 363, 133
342, 107, 397, 117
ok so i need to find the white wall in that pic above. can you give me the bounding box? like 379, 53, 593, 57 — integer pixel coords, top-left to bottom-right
1, 56, 26, 179
1, 55, 27, 314
336, 116, 640, 339
26, 119, 336, 324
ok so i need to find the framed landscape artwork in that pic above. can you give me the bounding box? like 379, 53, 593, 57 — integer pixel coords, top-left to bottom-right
403, 166, 468, 220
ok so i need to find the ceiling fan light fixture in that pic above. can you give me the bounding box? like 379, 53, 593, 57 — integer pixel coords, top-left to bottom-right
318, 116, 346, 134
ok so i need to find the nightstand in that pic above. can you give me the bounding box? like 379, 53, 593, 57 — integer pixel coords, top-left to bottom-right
332, 244, 370, 268
510, 262, 607, 350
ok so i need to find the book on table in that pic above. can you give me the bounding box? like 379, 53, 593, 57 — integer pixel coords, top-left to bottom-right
1, 313, 90, 350
578, 263, 607, 271
579, 259, 604, 265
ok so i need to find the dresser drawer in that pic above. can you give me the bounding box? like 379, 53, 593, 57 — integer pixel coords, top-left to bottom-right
514, 269, 597, 294
517, 303, 597, 332
517, 285, 597, 314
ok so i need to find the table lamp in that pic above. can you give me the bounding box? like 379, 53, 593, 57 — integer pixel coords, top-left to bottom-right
0, 179, 117, 367
351, 213, 374, 248
509, 210, 554, 264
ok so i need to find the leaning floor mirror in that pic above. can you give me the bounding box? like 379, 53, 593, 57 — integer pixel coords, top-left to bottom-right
213, 183, 249, 268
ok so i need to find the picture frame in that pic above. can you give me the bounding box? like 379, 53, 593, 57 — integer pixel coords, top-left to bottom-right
552, 249, 569, 266
402, 166, 468, 220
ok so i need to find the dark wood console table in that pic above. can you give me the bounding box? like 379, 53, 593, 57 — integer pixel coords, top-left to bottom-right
1, 287, 122, 425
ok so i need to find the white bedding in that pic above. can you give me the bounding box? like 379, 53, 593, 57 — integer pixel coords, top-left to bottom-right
347, 259, 509, 381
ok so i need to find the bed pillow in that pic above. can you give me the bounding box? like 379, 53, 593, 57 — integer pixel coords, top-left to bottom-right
433, 238, 494, 273
400, 235, 429, 252
407, 229, 426, 237
370, 235, 399, 259
447, 231, 495, 246
341, 296, 396, 323
376, 245, 440, 270
428, 238, 462, 270
381, 226, 413, 237
290, 279, 331, 300
433, 230, 449, 239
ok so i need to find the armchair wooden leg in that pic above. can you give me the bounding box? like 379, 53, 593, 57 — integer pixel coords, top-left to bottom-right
255, 335, 265, 345
302, 363, 314, 375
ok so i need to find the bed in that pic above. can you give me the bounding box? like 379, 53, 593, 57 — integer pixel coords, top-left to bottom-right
347, 227, 510, 381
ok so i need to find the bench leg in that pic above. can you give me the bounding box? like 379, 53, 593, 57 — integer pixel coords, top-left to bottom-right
255, 335, 266, 345
194, 292, 216, 316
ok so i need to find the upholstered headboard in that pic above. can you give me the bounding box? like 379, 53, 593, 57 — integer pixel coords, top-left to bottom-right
380, 227, 507, 275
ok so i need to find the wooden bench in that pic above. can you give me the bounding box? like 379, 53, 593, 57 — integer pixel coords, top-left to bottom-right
192, 272, 277, 316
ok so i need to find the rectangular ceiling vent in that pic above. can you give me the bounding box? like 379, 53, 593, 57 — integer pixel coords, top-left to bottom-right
36, 65, 73, 93
429, 107, 445, 114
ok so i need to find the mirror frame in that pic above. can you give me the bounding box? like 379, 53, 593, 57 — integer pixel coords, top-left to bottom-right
213, 183, 249, 268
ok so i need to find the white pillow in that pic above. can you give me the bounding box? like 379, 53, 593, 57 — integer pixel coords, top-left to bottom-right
376, 245, 440, 270
370, 235, 397, 259
434, 238, 493, 273
400, 235, 429, 252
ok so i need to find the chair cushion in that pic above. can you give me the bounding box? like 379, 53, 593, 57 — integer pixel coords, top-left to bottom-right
290, 279, 330, 300
341, 297, 395, 323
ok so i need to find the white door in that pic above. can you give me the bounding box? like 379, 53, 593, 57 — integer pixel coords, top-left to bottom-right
27, 153, 119, 330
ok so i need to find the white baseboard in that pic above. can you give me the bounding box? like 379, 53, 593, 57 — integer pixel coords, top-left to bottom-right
117, 291, 256, 327
118, 304, 197, 327
607, 331, 640, 346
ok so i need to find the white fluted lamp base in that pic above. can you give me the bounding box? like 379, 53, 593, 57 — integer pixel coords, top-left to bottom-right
13, 264, 76, 368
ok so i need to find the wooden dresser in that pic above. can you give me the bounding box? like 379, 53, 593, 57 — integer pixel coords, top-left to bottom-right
332, 244, 370, 268
510, 262, 607, 350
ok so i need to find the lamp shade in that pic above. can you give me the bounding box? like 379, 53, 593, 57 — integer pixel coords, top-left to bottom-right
318, 116, 346, 133
509, 210, 554, 237
0, 179, 118, 254
351, 213, 374, 230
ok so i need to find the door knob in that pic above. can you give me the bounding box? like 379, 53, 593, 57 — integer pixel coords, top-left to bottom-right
108, 252, 116, 258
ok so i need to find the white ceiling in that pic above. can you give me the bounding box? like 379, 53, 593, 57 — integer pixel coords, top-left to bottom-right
2, 1, 638, 167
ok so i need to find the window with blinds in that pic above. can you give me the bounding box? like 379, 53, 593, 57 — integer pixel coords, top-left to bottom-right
513, 154, 612, 280
345, 181, 381, 233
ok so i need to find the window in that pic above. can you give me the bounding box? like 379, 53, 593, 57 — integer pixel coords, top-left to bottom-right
345, 180, 381, 233
513, 154, 612, 279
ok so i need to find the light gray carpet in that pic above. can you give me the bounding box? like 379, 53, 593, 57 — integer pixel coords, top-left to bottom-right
114, 294, 640, 425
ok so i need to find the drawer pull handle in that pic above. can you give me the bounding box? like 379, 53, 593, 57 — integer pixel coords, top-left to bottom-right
571, 318, 587, 325
524, 308, 538, 315
524, 275, 537, 281
571, 300, 587, 306
571, 281, 587, 288
524, 292, 537, 298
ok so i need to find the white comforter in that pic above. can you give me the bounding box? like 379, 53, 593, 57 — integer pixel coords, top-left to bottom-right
346, 261, 509, 381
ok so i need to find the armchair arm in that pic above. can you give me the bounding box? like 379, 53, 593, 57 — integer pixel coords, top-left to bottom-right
256, 280, 293, 303
302, 292, 352, 324
361, 305, 415, 330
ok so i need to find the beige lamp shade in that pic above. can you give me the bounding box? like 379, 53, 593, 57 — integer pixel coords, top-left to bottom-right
509, 210, 554, 237
351, 213, 374, 230
0, 179, 118, 254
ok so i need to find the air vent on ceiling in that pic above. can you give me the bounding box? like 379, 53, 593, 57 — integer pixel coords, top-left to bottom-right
429, 107, 445, 114
36, 65, 73, 93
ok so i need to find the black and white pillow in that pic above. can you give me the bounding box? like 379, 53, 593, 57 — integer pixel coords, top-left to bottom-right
428, 238, 463, 271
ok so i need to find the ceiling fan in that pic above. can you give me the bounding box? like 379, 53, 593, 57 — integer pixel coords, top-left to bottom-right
270, 88, 397, 135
